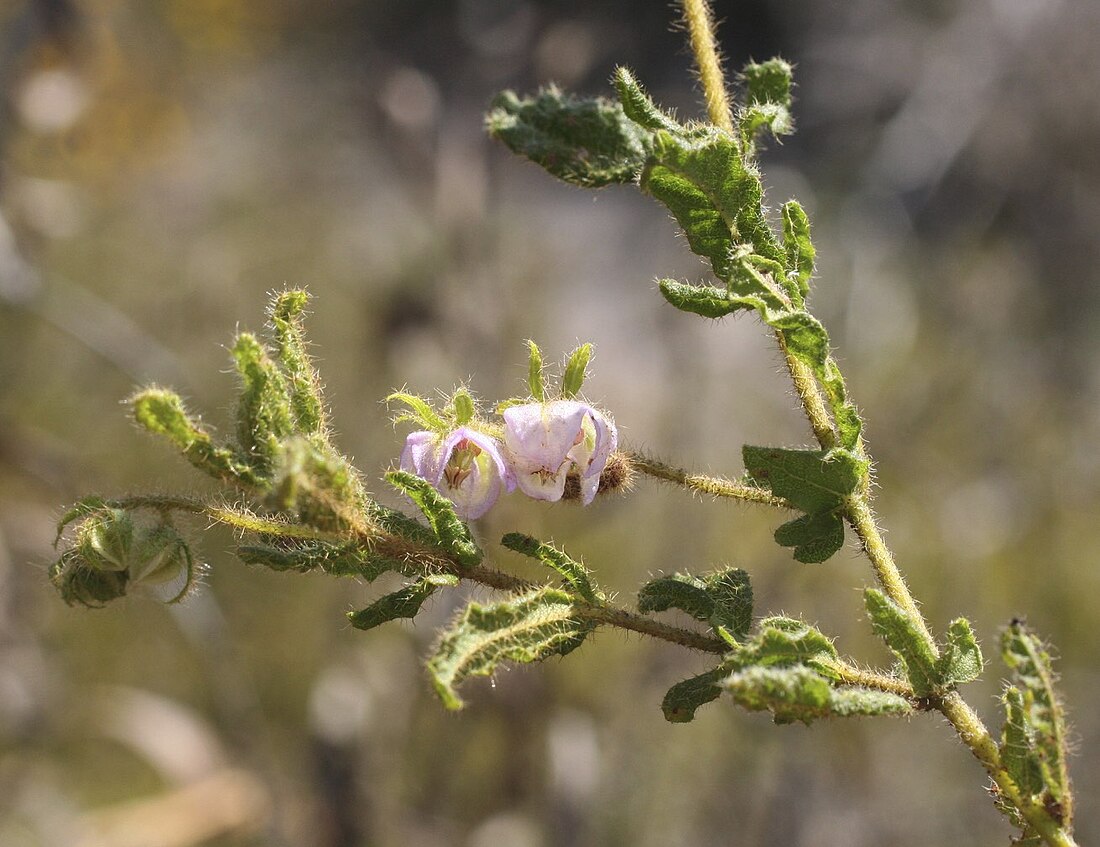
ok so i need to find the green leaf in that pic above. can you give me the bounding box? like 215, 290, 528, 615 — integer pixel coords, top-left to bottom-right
637, 568, 753, 640
723, 665, 911, 725
268, 289, 325, 435
638, 573, 711, 620
742, 445, 866, 513
1001, 620, 1071, 815
826, 686, 914, 718
232, 332, 294, 473
662, 667, 728, 723
347, 574, 459, 631
428, 587, 593, 710
386, 471, 482, 568
452, 388, 475, 426
733, 616, 838, 670
938, 617, 983, 687
269, 436, 365, 530
526, 340, 545, 402
238, 539, 407, 581
386, 391, 448, 432
781, 200, 815, 301
640, 128, 782, 279
613, 66, 683, 135
773, 510, 845, 564
486, 87, 650, 187
659, 270, 862, 450
131, 388, 262, 486
704, 569, 754, 640
725, 665, 830, 724
1001, 685, 1045, 798
738, 58, 794, 143
501, 533, 600, 603
365, 501, 439, 548
561, 343, 592, 399
864, 589, 939, 697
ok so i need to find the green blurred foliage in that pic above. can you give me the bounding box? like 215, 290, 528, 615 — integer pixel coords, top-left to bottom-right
0, 1, 1098, 845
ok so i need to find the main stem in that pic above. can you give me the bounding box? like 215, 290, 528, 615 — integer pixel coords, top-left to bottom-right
679, 2, 1076, 844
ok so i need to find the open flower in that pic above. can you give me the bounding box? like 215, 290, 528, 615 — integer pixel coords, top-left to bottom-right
502, 400, 617, 505
400, 427, 514, 520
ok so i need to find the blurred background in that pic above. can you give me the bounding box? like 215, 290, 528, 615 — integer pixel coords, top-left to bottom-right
0, 0, 1097, 844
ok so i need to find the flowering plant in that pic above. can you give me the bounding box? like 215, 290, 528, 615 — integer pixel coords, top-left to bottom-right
46, 2, 1079, 845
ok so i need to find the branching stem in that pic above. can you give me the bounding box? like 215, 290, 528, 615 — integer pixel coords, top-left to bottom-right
679, 1, 1076, 844
628, 452, 794, 508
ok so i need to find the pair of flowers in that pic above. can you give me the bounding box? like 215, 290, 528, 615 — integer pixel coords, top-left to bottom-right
400, 399, 617, 520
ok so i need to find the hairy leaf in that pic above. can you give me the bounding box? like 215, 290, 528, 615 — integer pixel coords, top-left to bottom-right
938, 617, 983, 687
613, 66, 683, 135
724, 664, 911, 726
238, 539, 407, 581
269, 289, 325, 435
743, 446, 865, 513
347, 574, 459, 631
1002, 685, 1045, 798
501, 533, 600, 603
781, 200, 814, 302
638, 568, 753, 639
865, 589, 939, 697
662, 667, 729, 723
739, 58, 794, 143
131, 389, 262, 486
232, 332, 294, 473
487, 87, 650, 187
773, 510, 845, 564
641, 129, 781, 278
386, 471, 482, 567
733, 616, 838, 671
1001, 621, 1071, 817
428, 587, 593, 709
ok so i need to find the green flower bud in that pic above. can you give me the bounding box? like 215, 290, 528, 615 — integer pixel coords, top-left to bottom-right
129, 524, 196, 604
50, 548, 129, 607
77, 508, 135, 572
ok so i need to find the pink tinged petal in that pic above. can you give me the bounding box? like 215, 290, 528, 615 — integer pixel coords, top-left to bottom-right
436, 427, 512, 520
400, 430, 445, 485
580, 473, 601, 506
503, 401, 590, 502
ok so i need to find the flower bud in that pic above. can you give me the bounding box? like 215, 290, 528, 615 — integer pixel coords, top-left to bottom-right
129, 524, 195, 603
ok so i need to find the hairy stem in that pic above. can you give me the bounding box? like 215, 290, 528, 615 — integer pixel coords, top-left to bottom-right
681, 0, 734, 133
680, 1, 1074, 843
843, 494, 936, 648
628, 452, 795, 508
938, 693, 1079, 847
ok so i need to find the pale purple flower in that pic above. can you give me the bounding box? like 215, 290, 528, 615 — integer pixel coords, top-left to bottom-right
502, 400, 617, 505
400, 427, 514, 520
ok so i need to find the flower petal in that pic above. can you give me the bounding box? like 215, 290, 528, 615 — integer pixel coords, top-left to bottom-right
503, 401, 590, 501
400, 430, 444, 485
